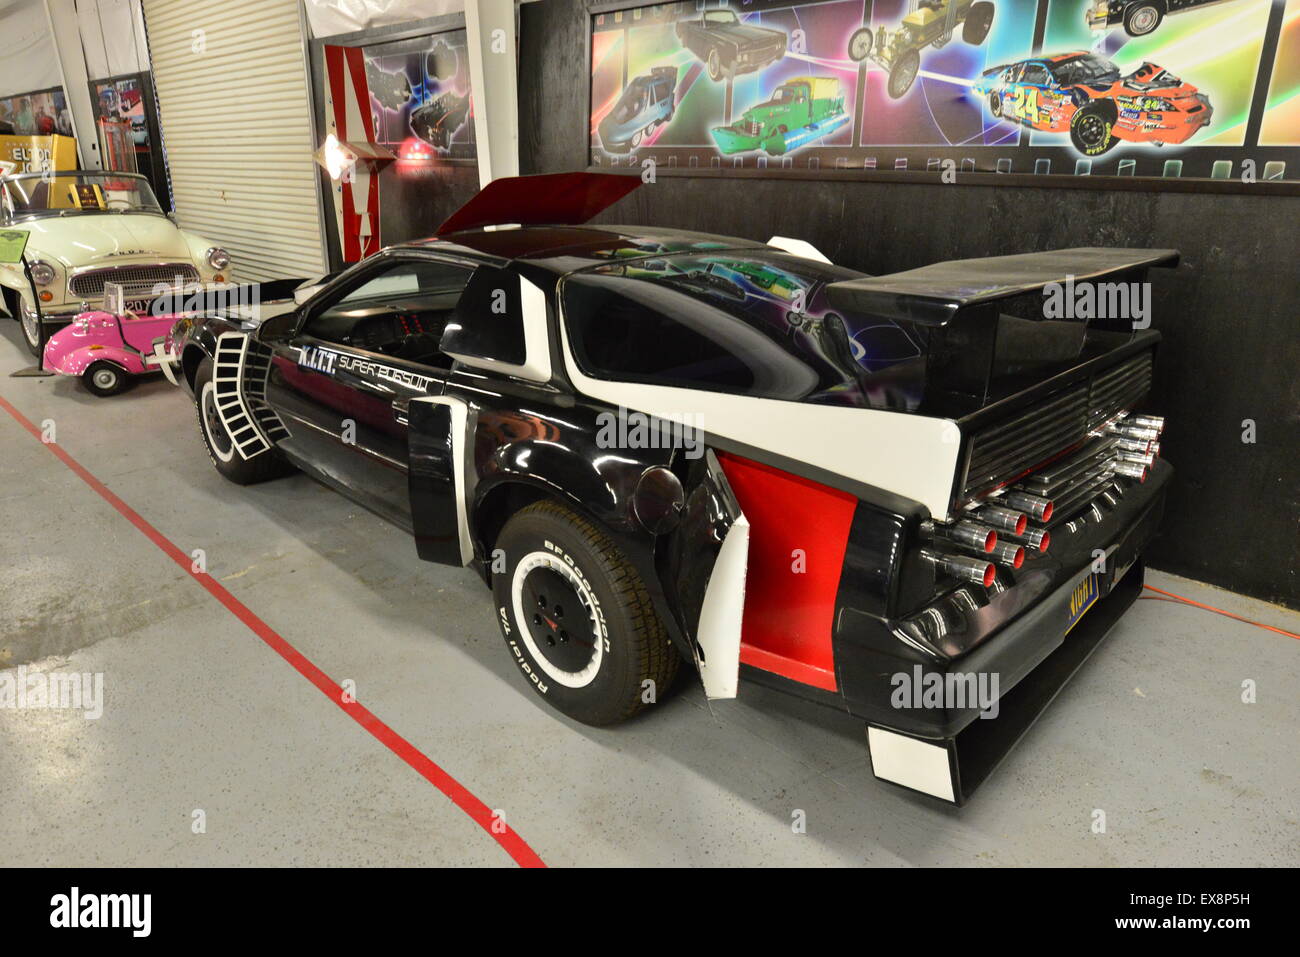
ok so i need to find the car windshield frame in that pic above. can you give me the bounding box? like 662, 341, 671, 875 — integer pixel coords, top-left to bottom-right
0, 172, 165, 224
703, 10, 738, 23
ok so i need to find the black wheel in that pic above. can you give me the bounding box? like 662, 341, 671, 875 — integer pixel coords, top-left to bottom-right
962, 1, 995, 45
989, 91, 1003, 117
193, 357, 295, 485
492, 500, 680, 726
848, 27, 873, 62
82, 361, 129, 397
707, 48, 723, 82
887, 49, 920, 99
1123, 2, 1163, 37
1069, 101, 1117, 156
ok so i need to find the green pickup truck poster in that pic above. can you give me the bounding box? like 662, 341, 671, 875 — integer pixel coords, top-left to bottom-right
589, 0, 1297, 184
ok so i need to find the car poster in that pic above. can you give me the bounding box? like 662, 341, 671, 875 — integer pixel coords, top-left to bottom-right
362, 29, 477, 165
589, 0, 1299, 183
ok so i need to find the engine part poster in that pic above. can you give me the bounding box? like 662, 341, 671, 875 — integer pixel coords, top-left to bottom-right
589, 0, 1300, 183
362, 29, 477, 165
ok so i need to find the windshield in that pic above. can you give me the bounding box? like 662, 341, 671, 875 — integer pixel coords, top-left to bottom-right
1, 173, 163, 222
703, 10, 737, 23
1051, 54, 1120, 86
563, 252, 924, 409
767, 84, 805, 106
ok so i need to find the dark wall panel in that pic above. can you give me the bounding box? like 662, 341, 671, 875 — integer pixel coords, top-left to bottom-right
519, 1, 1300, 609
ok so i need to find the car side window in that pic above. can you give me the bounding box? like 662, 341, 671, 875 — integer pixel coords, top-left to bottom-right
1023, 65, 1050, 86
301, 258, 473, 368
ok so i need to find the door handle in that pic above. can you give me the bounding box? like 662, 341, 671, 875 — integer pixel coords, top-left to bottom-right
392, 398, 410, 425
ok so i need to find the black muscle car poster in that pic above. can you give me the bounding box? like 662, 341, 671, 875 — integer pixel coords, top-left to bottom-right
589, 0, 1300, 184
363, 29, 476, 164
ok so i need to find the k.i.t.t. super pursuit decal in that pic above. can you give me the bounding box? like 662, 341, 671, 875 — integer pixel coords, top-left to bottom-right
298, 344, 436, 392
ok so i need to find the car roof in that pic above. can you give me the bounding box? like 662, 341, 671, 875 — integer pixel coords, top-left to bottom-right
405, 224, 771, 276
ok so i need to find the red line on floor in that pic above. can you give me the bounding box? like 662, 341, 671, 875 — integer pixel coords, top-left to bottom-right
0, 394, 546, 868
1141, 584, 1299, 640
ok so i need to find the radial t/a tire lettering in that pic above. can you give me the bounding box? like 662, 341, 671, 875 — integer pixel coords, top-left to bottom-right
492, 500, 680, 726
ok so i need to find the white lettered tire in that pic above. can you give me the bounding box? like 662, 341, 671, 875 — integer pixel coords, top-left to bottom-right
492, 500, 680, 726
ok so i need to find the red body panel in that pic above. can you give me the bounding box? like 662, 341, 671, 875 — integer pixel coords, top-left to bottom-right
717, 452, 856, 692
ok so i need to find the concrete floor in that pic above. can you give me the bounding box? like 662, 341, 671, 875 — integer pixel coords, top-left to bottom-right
1, 320, 1297, 868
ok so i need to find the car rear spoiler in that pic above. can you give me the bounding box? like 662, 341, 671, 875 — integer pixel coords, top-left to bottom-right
435, 172, 642, 236
824, 247, 1180, 403
824, 247, 1179, 327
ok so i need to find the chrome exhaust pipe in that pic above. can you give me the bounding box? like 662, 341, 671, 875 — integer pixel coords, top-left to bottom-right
1003, 490, 1054, 522
1115, 436, 1157, 454
1108, 423, 1160, 442
1006, 526, 1050, 553
973, 504, 1028, 535
989, 540, 1025, 569
1118, 451, 1155, 467
1128, 414, 1164, 433
939, 521, 999, 553
1113, 461, 1148, 482
921, 549, 996, 587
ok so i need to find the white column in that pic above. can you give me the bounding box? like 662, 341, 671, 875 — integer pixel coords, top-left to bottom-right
43, 0, 103, 170
464, 0, 519, 187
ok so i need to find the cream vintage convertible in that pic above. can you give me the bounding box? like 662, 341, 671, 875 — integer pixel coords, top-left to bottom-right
0, 170, 230, 356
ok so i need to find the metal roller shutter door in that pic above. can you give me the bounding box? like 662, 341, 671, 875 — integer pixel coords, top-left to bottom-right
142, 0, 326, 281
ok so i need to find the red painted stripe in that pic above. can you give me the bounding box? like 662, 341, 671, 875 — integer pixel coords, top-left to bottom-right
0, 395, 546, 869
345, 46, 376, 142
739, 644, 837, 692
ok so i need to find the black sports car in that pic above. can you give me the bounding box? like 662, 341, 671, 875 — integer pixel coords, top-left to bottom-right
167, 172, 1177, 803
410, 91, 469, 151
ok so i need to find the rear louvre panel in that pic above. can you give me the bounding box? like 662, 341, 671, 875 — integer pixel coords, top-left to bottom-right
961, 351, 1153, 502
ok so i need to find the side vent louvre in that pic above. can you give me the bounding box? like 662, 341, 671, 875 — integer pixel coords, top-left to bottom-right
213, 333, 272, 460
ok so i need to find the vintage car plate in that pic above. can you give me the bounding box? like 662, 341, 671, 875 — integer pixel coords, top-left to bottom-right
1065, 572, 1102, 635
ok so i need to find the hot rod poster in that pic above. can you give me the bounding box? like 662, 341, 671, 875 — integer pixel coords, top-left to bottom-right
589, 0, 1299, 183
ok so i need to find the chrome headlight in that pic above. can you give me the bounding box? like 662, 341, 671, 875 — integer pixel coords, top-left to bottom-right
206, 247, 231, 270
29, 260, 56, 286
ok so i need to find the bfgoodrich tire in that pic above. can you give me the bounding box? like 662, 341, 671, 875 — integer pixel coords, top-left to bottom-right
193, 357, 294, 485
492, 500, 680, 726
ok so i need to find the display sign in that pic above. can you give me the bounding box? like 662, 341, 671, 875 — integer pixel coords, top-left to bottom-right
0, 133, 78, 175
0, 229, 31, 264
69, 183, 106, 209
589, 0, 1299, 184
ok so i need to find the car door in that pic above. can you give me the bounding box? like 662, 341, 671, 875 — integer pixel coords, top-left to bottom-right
258, 253, 475, 529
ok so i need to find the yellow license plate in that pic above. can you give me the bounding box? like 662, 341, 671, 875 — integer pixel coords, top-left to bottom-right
1065, 573, 1102, 635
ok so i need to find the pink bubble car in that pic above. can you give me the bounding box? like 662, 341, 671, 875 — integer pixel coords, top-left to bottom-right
42, 309, 179, 396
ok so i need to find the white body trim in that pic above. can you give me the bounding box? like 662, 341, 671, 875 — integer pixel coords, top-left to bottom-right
410, 395, 474, 566
767, 236, 831, 263
694, 510, 749, 700
867, 726, 956, 802
556, 316, 961, 518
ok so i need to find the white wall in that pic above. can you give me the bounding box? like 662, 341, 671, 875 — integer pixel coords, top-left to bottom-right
303, 0, 465, 38
76, 0, 150, 80
0, 0, 62, 97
